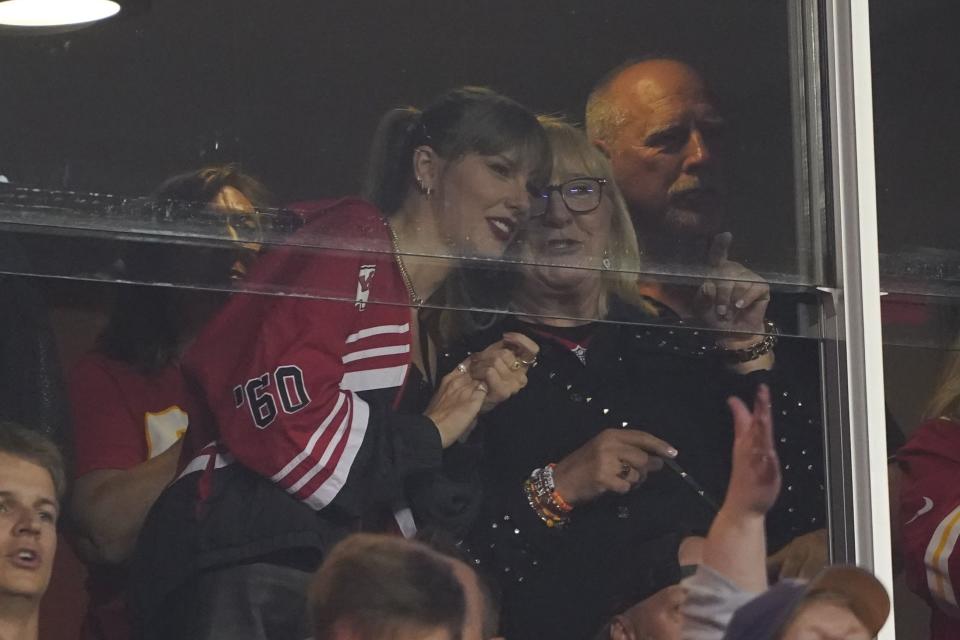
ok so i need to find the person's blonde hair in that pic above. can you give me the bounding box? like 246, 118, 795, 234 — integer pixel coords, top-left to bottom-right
924, 334, 960, 420
432, 117, 655, 345
0, 421, 66, 502
534, 116, 652, 316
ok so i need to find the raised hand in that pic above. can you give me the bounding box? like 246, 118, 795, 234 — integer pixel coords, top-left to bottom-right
694, 232, 770, 343
700, 384, 781, 593
467, 331, 539, 412
552, 429, 678, 507
724, 384, 781, 517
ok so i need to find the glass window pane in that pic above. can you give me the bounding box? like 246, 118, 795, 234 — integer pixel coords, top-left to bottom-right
873, 1, 960, 638
0, 2, 842, 638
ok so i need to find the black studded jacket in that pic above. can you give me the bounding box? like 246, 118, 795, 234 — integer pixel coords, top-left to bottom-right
413, 297, 828, 640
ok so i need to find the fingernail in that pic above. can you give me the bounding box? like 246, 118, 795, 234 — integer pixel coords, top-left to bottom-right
666, 447, 678, 458
716, 305, 727, 316
735, 299, 746, 309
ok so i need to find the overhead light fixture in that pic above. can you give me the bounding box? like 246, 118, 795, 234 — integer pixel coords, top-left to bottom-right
0, 0, 120, 29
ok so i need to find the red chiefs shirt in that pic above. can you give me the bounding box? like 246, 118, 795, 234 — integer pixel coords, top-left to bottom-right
130, 199, 444, 630
69, 353, 192, 640
71, 354, 189, 476
177, 198, 437, 510
899, 418, 960, 640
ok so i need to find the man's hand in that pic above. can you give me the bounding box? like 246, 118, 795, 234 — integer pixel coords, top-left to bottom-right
694, 232, 770, 341
725, 384, 781, 517
767, 528, 828, 580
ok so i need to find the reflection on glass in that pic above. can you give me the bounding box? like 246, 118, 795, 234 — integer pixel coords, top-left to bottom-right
0, 3, 838, 639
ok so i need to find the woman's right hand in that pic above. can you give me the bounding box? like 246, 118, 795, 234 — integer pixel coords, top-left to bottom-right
424, 359, 490, 448
551, 429, 678, 507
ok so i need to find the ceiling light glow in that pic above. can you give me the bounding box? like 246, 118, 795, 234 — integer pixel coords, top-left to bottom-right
0, 0, 120, 27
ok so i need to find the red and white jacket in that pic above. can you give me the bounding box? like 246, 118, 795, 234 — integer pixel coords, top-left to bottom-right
131, 199, 442, 625
900, 418, 960, 640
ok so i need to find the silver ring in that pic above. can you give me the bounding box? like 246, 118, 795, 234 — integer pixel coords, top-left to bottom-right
477, 382, 489, 394
519, 356, 538, 368
618, 462, 631, 480
456, 363, 468, 374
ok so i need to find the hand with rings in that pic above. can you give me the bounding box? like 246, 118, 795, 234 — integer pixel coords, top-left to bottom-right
466, 332, 539, 413
424, 357, 493, 448
551, 429, 678, 507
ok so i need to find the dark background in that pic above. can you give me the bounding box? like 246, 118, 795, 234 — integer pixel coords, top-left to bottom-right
870, 0, 960, 259
1, 0, 958, 281
0, 0, 798, 274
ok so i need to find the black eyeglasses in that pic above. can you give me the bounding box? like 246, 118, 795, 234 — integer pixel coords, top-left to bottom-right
529, 177, 607, 218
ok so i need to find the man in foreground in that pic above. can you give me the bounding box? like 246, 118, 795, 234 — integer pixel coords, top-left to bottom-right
0, 422, 64, 640
309, 533, 498, 640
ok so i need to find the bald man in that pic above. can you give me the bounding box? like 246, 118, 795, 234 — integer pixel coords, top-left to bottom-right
586, 58, 832, 588
587, 58, 726, 269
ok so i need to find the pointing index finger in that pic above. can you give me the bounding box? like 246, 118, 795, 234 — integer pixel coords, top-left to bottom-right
616, 430, 679, 459
707, 232, 733, 267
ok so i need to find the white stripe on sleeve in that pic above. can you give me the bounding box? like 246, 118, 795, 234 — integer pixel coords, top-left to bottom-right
342, 344, 410, 364
340, 364, 408, 392
345, 323, 410, 344
287, 406, 352, 495
271, 393, 347, 485
302, 394, 369, 510
924, 504, 960, 610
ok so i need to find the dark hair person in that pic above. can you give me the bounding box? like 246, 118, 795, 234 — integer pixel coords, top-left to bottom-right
0, 422, 64, 640
130, 87, 548, 640
67, 164, 268, 640
99, 164, 268, 372
432, 119, 794, 639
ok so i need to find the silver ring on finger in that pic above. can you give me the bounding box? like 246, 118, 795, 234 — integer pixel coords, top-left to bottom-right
618, 461, 631, 480
456, 363, 468, 374
519, 356, 538, 368
476, 382, 489, 394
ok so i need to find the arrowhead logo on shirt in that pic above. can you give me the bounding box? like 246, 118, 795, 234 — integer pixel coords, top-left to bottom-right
355, 264, 376, 310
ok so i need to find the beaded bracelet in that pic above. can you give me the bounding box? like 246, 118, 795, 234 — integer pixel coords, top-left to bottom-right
524, 465, 572, 527
523, 479, 567, 527
545, 464, 573, 513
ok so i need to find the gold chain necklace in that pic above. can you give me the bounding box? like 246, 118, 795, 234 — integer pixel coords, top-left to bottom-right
385, 221, 423, 306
